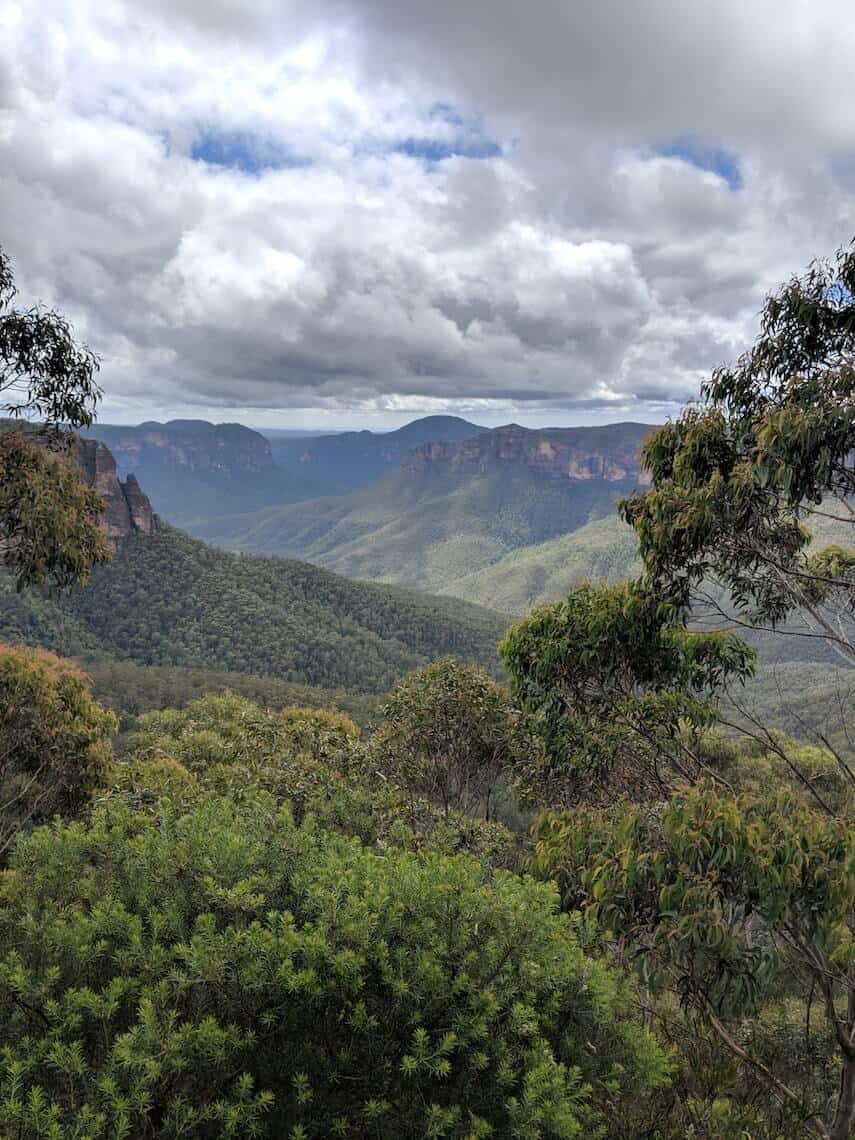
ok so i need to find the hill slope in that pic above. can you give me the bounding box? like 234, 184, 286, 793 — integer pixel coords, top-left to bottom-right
0, 528, 508, 692
196, 422, 655, 592
438, 514, 643, 613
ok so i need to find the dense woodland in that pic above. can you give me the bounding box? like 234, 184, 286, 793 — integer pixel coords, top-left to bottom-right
0, 242, 854, 1139
75, 657, 380, 731
0, 527, 507, 691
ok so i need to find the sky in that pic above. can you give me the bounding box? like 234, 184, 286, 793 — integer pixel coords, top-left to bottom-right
1, 1, 854, 430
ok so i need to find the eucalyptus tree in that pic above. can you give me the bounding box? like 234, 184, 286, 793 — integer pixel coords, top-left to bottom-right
0, 245, 109, 588
621, 243, 855, 666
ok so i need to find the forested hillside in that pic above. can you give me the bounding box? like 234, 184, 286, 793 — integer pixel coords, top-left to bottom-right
77, 657, 379, 730
0, 527, 508, 691
439, 514, 642, 611
436, 505, 852, 645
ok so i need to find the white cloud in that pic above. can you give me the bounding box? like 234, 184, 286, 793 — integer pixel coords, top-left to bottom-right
1, 0, 853, 425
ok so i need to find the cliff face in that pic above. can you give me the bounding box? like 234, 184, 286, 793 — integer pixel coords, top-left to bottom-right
74, 438, 160, 548
80, 421, 301, 528
401, 422, 654, 485
0, 420, 160, 549
85, 420, 274, 479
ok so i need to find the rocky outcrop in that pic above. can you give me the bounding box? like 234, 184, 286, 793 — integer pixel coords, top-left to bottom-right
0, 419, 161, 549
74, 438, 160, 548
402, 422, 655, 485
122, 473, 157, 536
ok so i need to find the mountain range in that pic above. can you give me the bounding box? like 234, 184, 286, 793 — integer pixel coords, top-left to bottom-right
72, 415, 848, 658
3, 419, 844, 738
268, 414, 487, 493
82, 415, 487, 526
193, 421, 655, 597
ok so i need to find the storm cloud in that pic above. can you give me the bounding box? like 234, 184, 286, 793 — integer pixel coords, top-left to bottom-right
1, 0, 853, 425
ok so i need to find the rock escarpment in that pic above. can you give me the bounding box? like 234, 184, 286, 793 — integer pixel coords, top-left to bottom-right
74, 438, 160, 548
78, 421, 282, 527
0, 420, 160, 549
402, 422, 654, 485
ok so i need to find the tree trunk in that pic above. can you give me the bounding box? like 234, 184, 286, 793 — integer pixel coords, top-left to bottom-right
830, 1054, 855, 1140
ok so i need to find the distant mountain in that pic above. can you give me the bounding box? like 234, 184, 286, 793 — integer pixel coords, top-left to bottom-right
259, 427, 349, 439
85, 420, 276, 477
83, 416, 489, 525
195, 422, 656, 593
0, 527, 507, 693
267, 415, 487, 495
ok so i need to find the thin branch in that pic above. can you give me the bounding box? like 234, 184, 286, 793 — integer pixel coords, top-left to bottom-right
801, 504, 855, 525
0, 759, 48, 815
703, 1003, 830, 1139
694, 589, 855, 652
768, 667, 855, 789
718, 701, 838, 818
8, 991, 51, 1030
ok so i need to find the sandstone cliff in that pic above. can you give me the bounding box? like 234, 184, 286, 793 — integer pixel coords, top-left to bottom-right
1, 420, 160, 549
401, 422, 654, 485
74, 437, 160, 548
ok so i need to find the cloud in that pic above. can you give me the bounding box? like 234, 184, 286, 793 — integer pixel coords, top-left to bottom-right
0, 0, 853, 424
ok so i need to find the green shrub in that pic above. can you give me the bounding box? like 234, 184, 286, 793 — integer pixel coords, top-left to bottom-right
0, 794, 670, 1138
0, 643, 115, 860
119, 692, 522, 866
374, 658, 534, 819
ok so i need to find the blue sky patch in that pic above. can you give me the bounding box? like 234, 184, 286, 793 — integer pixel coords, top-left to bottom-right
191, 129, 309, 174
657, 137, 742, 190
395, 135, 502, 163
428, 102, 465, 127
825, 281, 854, 305
393, 102, 502, 164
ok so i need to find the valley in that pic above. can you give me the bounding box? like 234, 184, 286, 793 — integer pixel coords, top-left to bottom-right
191, 420, 655, 595
82, 414, 489, 527
4, 417, 844, 743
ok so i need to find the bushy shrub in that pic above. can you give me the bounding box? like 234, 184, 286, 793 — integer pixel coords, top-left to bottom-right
374, 658, 535, 819
0, 643, 115, 860
0, 794, 670, 1139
